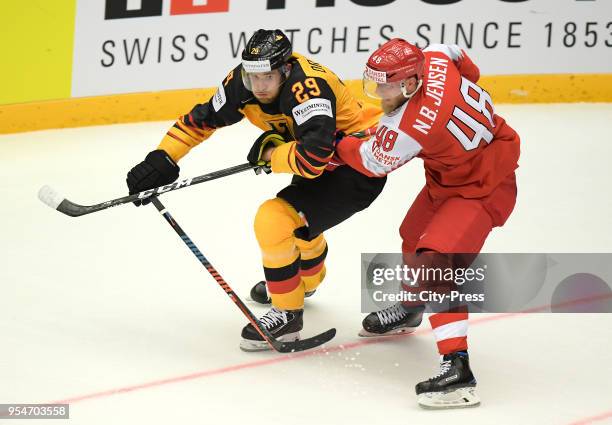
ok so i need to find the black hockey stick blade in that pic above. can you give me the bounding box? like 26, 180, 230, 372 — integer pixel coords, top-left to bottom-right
38, 162, 257, 217
272, 327, 336, 353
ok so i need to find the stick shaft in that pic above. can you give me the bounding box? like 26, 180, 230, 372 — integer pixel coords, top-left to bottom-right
43, 163, 256, 217
150, 197, 277, 350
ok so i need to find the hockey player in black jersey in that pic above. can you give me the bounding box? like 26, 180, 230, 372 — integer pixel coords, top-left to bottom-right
126, 29, 386, 351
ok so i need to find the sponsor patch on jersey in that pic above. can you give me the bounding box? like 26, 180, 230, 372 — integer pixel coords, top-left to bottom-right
241, 59, 272, 73
212, 83, 226, 112
292, 98, 333, 125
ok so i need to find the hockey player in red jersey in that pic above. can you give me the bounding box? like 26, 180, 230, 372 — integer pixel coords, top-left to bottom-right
337, 39, 520, 409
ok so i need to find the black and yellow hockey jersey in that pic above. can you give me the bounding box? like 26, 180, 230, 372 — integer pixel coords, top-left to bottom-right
158, 53, 382, 179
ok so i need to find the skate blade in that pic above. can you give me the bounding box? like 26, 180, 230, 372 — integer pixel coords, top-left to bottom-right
358, 327, 418, 338
239, 332, 300, 352
417, 387, 481, 409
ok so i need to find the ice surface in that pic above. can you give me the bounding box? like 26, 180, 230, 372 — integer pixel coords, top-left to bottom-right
1, 104, 611, 425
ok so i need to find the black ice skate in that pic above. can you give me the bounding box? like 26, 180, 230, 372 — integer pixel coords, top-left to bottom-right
240, 307, 303, 352
415, 351, 480, 409
359, 303, 424, 337
248, 280, 316, 305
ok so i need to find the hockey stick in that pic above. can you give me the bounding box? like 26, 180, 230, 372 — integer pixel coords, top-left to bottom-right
150, 196, 336, 353
38, 162, 257, 217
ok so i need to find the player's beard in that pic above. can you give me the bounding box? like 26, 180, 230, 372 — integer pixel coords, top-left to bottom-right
255, 93, 274, 104
381, 97, 405, 114
254, 85, 282, 104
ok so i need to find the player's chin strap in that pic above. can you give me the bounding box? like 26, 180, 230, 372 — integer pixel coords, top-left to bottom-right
280, 62, 292, 80
401, 78, 423, 100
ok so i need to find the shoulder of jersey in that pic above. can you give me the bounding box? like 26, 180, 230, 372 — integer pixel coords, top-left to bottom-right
280, 54, 335, 107
423, 43, 463, 61
289, 52, 335, 79
387, 96, 437, 146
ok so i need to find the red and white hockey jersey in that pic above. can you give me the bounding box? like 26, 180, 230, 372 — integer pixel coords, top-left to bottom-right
338, 44, 520, 200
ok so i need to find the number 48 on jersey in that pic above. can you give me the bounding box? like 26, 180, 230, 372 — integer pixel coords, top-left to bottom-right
447, 77, 496, 151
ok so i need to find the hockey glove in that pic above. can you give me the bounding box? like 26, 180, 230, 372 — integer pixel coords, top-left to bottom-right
247, 131, 286, 174
126, 149, 180, 206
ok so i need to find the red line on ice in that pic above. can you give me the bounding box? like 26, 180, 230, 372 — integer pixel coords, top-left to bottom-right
49, 292, 612, 405
566, 410, 612, 425
49, 312, 516, 405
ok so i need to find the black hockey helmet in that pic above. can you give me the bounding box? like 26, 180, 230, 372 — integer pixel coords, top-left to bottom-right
241, 29, 292, 72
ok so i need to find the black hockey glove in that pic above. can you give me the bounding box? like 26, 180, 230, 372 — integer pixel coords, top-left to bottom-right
247, 131, 286, 174
126, 149, 180, 206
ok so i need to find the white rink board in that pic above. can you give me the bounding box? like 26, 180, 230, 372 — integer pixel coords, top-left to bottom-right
72, 0, 612, 97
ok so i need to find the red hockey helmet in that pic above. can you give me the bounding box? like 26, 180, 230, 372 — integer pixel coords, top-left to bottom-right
363, 38, 425, 100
